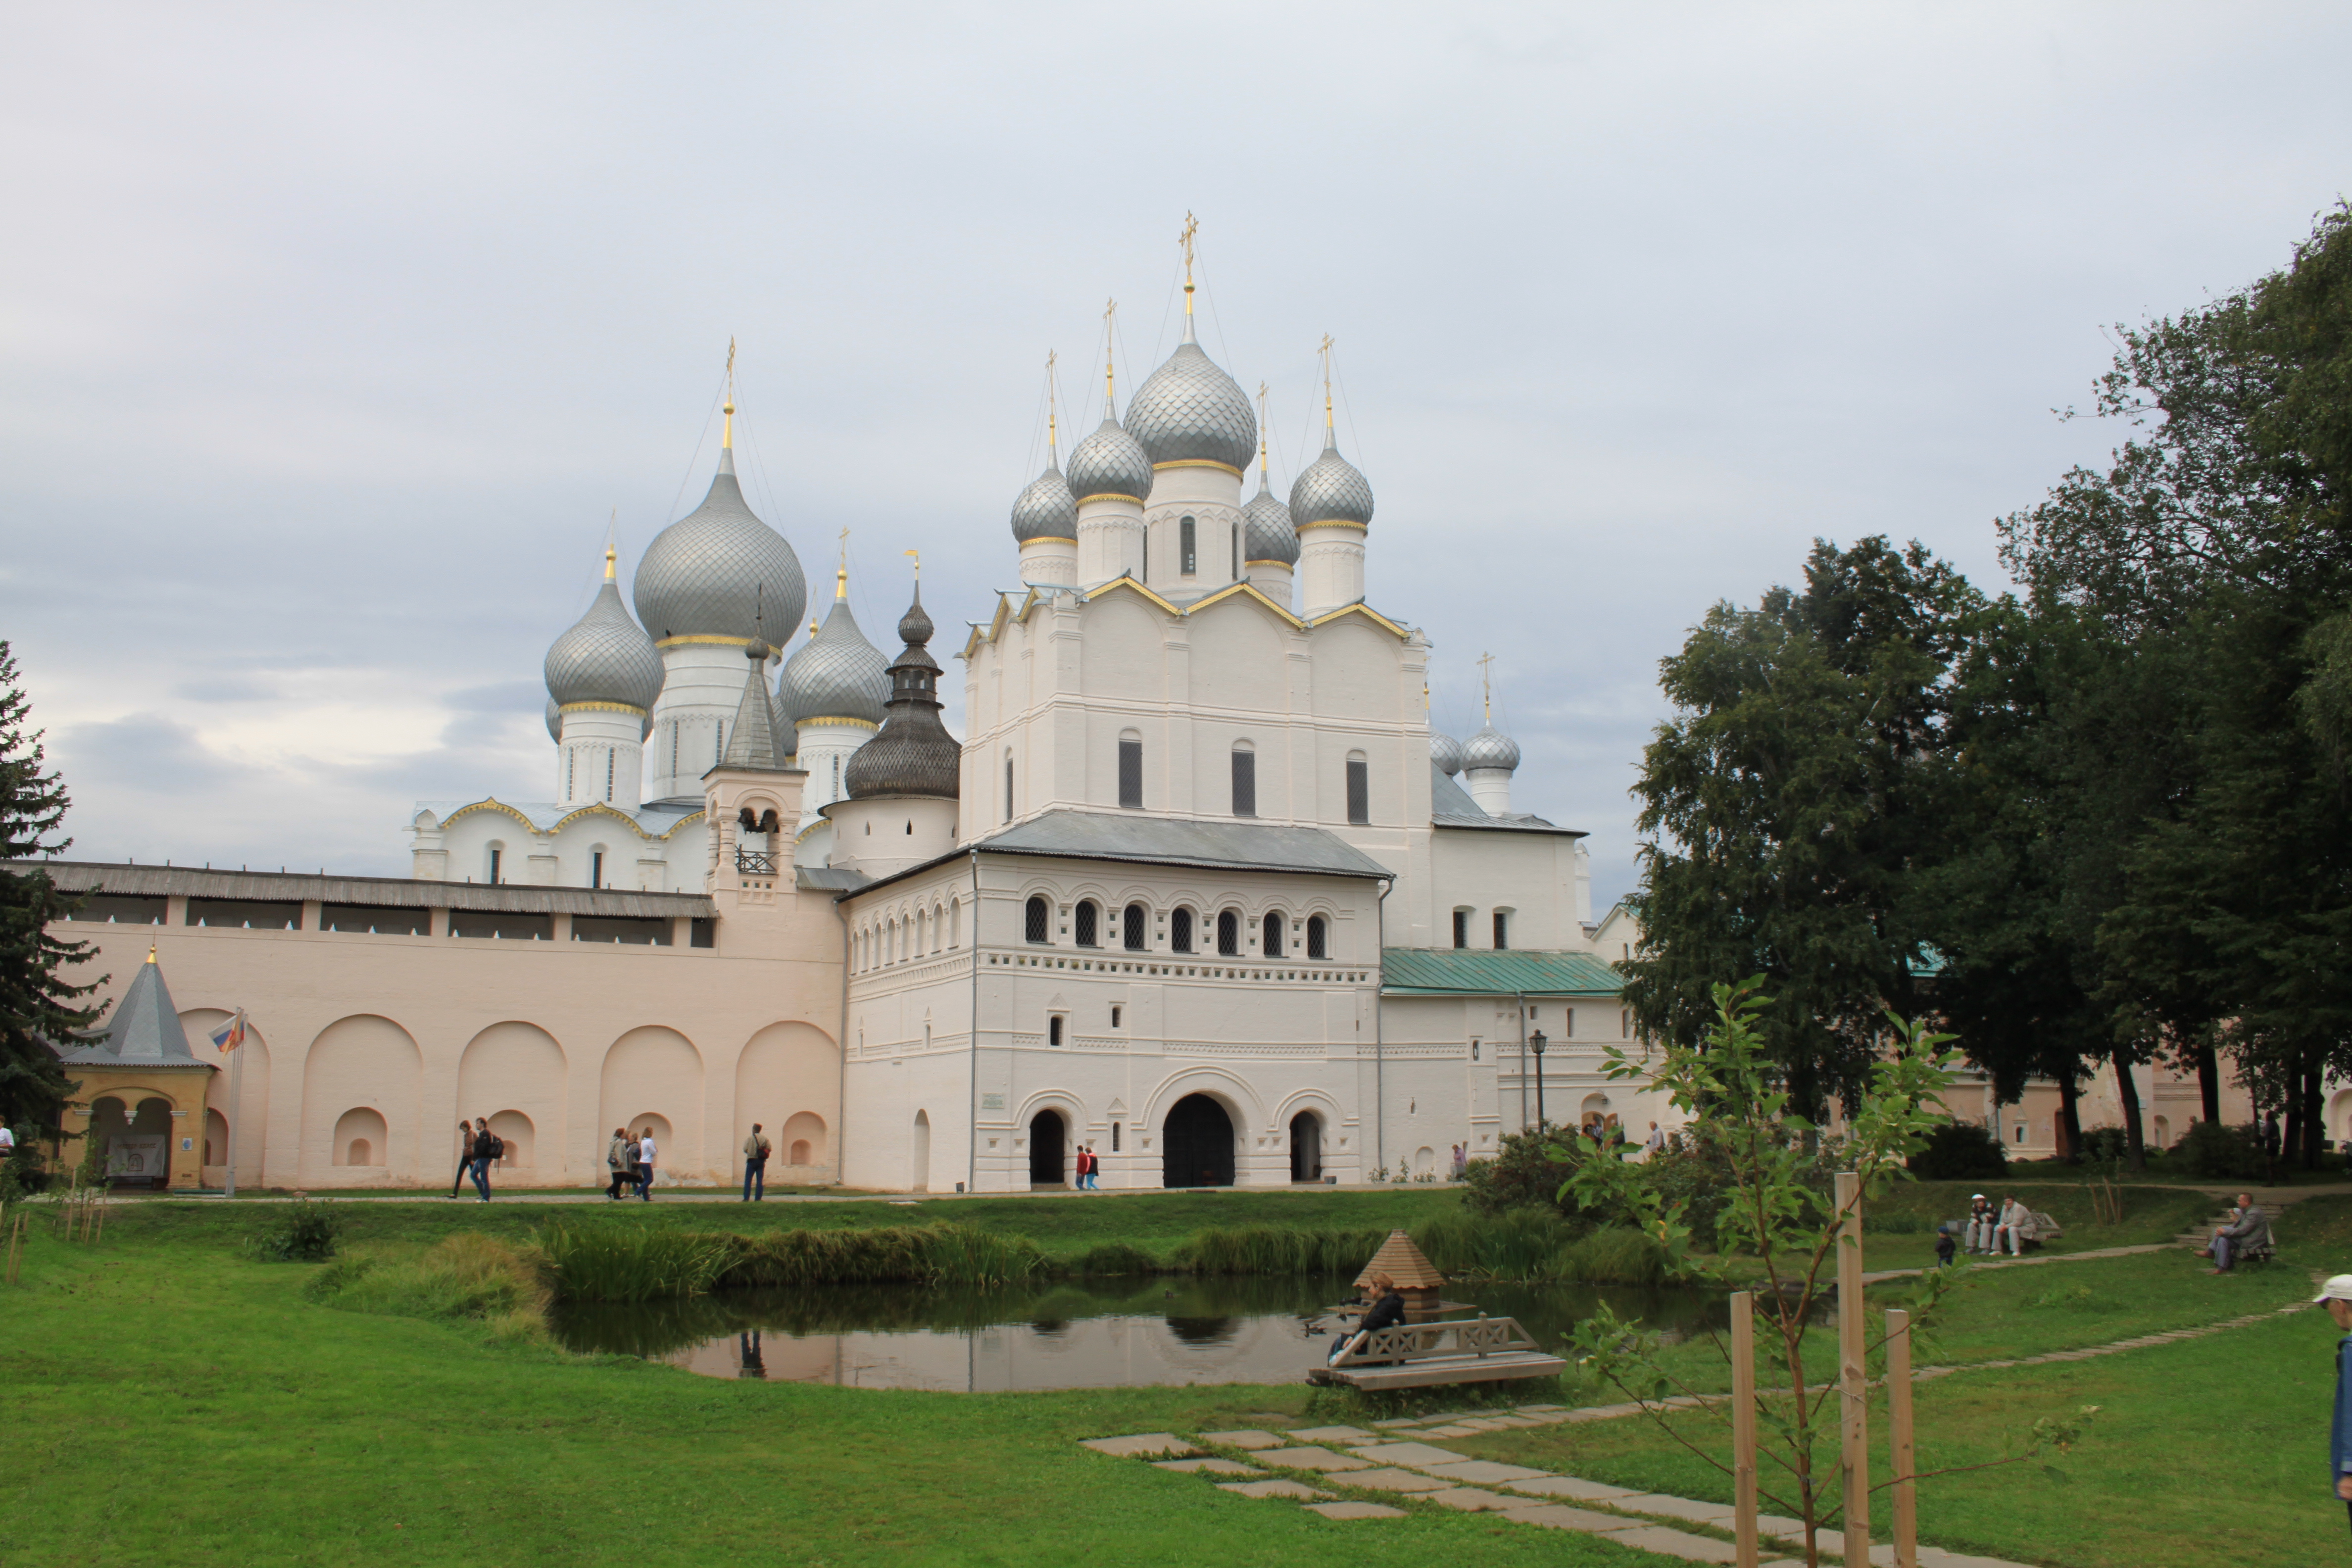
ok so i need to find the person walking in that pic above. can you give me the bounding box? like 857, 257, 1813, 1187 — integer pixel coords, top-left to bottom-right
448, 1119, 477, 1199
1644, 1121, 1666, 1156
635, 1126, 657, 1200
2320, 1274, 2352, 1541
1084, 1144, 1100, 1189
742, 1123, 772, 1202
605, 1127, 632, 1201
469, 1117, 497, 1202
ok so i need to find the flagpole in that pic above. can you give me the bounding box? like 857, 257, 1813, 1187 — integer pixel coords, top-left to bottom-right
224, 1014, 244, 1200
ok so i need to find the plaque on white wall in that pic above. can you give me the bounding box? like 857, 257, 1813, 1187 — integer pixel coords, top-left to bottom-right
980, 1093, 1005, 1111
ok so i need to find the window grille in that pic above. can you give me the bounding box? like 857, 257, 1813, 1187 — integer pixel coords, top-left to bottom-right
1025, 896, 1050, 944
1217, 909, 1239, 956
1118, 738, 1142, 809
1180, 515, 1196, 575
1263, 911, 1284, 957
1345, 756, 1369, 824
1004, 757, 1015, 823
1171, 908, 1194, 953
1075, 901, 1098, 947
1230, 747, 1256, 817
1307, 915, 1327, 959
1123, 903, 1146, 951
1452, 909, 1470, 949
1493, 910, 1510, 950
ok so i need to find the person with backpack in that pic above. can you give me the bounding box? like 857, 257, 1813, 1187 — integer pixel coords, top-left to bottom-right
605, 1127, 632, 1200
470, 1116, 498, 1202
742, 1123, 772, 1202
448, 1119, 477, 1199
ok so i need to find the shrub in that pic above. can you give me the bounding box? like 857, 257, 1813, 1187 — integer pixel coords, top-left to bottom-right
2176, 1119, 2266, 1179
714, 1223, 1047, 1290
540, 1222, 734, 1301
1412, 1207, 1583, 1280
1909, 1121, 2009, 1181
246, 1200, 341, 1262
307, 1234, 549, 1337
1168, 1225, 1384, 1275
1461, 1126, 1582, 1215
2076, 1125, 2132, 1162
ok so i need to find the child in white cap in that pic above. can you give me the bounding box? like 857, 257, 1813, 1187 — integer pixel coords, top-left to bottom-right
2320, 1274, 2352, 1539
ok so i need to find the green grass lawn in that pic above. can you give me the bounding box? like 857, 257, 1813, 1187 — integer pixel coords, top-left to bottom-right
6, 1187, 2335, 1568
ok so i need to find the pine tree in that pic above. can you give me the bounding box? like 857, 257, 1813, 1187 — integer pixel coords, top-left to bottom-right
0, 639, 102, 1131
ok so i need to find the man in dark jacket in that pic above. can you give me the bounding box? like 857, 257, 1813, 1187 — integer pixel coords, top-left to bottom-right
2320, 1274, 2352, 1540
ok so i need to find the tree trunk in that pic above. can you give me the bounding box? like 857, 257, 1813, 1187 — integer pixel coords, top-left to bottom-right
2056, 1074, 2083, 1162
2194, 1042, 2221, 1127
2113, 1054, 2148, 1171
2304, 1062, 2327, 1169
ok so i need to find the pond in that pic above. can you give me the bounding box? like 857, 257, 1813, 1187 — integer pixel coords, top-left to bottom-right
548, 1274, 1735, 1391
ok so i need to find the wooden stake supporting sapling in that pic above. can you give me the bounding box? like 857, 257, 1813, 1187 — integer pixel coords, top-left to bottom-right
1889, 1307, 1917, 1568
1732, 1288, 1759, 1568
1837, 1171, 1870, 1568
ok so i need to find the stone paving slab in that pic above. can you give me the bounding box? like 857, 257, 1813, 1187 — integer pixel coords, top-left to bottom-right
1346, 1441, 1470, 1467
1446, 1417, 1514, 1431
1369, 1417, 1420, 1429
1417, 1424, 1480, 1437
1505, 1475, 1640, 1502
1288, 1424, 1378, 1443
1199, 1429, 1287, 1451
1153, 1458, 1261, 1476
1417, 1459, 1554, 1484
1755, 1513, 1809, 1539
1423, 1486, 1517, 1511
1217, 1479, 1331, 1501
1304, 1501, 1406, 1520
1609, 1524, 1744, 1562
1617, 1492, 1737, 1525
1498, 1504, 1647, 1532
1335, 1467, 1451, 1494
1259, 1446, 1371, 1472
1080, 1433, 1198, 1458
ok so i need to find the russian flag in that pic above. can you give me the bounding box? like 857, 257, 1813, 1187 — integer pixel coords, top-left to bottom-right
209, 1010, 246, 1053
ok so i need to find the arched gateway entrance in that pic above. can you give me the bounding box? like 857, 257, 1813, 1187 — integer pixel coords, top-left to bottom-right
1028, 1110, 1067, 1188
1162, 1094, 1235, 1188
1289, 1112, 1323, 1183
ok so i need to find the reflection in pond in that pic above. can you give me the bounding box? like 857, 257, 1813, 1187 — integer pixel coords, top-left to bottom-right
549, 1274, 1736, 1392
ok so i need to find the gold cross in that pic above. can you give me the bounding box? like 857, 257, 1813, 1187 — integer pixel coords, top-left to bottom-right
1179, 211, 1199, 276
1478, 651, 1496, 721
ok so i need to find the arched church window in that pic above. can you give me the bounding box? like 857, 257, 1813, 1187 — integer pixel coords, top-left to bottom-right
1180, 515, 1197, 576
567, 749, 576, 798
1217, 908, 1239, 957
1075, 900, 1099, 948
606, 747, 615, 802
1123, 903, 1147, 951
1004, 754, 1015, 825
1263, 911, 1284, 957
1452, 908, 1471, 950
1232, 521, 1242, 580
1230, 743, 1256, 819
1171, 907, 1194, 954
1307, 915, 1328, 960
950, 898, 962, 948
1345, 751, 1370, 825
1025, 896, 1049, 944
590, 850, 604, 890
1118, 731, 1143, 810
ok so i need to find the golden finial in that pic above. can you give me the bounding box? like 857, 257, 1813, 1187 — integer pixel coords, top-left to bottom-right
836, 526, 850, 600
1179, 211, 1199, 317
1478, 651, 1496, 723
723, 337, 737, 448
604, 505, 617, 579
1103, 299, 1118, 409
146, 944, 157, 964
904, 547, 921, 580
1319, 335, 1336, 433
603, 543, 617, 582
1257, 381, 1271, 478
1044, 350, 1059, 460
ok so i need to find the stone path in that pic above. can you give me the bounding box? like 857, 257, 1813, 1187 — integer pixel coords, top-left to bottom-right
1081, 1297, 2320, 1564
1082, 1421, 2029, 1565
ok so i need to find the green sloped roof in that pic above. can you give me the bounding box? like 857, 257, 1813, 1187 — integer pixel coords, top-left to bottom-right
1380, 947, 1624, 997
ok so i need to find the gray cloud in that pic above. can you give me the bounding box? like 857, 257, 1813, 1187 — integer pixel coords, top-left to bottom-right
5, 2, 2349, 907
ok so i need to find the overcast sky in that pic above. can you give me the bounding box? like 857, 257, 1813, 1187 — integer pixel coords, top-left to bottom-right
4, 3, 2347, 909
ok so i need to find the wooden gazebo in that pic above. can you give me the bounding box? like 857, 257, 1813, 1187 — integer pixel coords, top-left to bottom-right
1355, 1229, 1448, 1323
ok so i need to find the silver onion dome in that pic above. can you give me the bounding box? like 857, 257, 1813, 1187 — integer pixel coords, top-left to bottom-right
632, 449, 808, 642
1431, 730, 1465, 776
1126, 331, 1257, 471
1066, 414, 1153, 503
1010, 460, 1078, 542
544, 696, 562, 742
779, 588, 889, 727
544, 570, 665, 710
1241, 473, 1299, 565
1288, 431, 1375, 530
1462, 724, 1521, 772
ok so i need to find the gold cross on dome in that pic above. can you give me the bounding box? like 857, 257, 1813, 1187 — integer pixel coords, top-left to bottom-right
1179, 212, 1199, 275
1478, 651, 1496, 721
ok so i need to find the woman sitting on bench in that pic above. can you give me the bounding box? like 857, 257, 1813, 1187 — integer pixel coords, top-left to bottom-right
1328, 1274, 1407, 1365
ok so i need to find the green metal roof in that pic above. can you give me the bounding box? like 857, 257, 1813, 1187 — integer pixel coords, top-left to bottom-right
1380, 947, 1624, 997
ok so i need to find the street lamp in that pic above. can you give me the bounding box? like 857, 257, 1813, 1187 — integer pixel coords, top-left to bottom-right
1528, 1029, 1548, 1130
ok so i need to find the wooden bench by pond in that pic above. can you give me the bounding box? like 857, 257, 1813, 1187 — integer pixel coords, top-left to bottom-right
1307, 1315, 1566, 1391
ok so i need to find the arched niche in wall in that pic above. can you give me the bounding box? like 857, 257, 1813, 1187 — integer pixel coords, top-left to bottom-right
734, 1021, 836, 1164
600, 1026, 703, 1179
300, 1015, 423, 1184
458, 1022, 566, 1178
183, 1006, 271, 1188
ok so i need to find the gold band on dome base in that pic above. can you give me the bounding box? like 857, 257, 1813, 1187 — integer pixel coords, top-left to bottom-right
796, 716, 882, 733
654, 634, 761, 649
1297, 518, 1370, 533
1072, 493, 1146, 507
1151, 459, 1245, 478
558, 700, 650, 718
1018, 535, 1079, 546
1243, 559, 1299, 569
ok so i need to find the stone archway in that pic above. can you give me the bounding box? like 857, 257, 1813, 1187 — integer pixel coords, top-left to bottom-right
1162, 1094, 1235, 1188
1028, 1109, 1067, 1188
1289, 1110, 1323, 1183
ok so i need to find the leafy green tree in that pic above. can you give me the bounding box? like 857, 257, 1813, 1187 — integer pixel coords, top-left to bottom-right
0, 639, 101, 1137
1621, 538, 1983, 1119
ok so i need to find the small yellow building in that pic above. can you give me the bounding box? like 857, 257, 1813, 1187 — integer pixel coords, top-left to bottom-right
57, 948, 217, 1191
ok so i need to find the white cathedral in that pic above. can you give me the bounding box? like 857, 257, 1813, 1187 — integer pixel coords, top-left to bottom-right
46, 262, 1655, 1195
